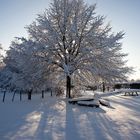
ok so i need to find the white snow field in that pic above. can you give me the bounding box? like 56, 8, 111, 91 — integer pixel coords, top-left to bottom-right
0, 91, 140, 140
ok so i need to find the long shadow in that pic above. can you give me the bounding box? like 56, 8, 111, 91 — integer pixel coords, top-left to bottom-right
0, 99, 43, 140
72, 95, 140, 140
65, 101, 106, 140
65, 101, 82, 140
109, 96, 140, 113
1, 97, 70, 140
119, 95, 140, 104
34, 98, 68, 140
83, 103, 140, 140
32, 102, 48, 140
91, 113, 127, 140
2, 95, 139, 140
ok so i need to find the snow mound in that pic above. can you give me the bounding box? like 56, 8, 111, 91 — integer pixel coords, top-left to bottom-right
68, 95, 94, 103
99, 98, 110, 107
77, 100, 99, 107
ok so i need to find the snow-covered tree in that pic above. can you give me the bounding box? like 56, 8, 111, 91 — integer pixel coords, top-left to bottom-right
1, 38, 49, 93
0, 44, 4, 66
26, 0, 132, 98
0, 44, 6, 89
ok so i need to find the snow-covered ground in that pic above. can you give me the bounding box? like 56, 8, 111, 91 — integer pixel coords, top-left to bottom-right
0, 91, 140, 140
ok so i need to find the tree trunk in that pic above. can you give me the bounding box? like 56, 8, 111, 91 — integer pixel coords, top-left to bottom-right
12, 91, 16, 102
28, 89, 32, 100
41, 90, 44, 98
20, 91, 22, 101
66, 75, 71, 98
102, 82, 105, 92
50, 89, 52, 96
2, 91, 6, 102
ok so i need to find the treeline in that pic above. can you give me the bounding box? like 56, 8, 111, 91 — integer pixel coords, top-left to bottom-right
114, 82, 140, 89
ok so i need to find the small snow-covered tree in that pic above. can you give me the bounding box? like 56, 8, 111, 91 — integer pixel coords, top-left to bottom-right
2, 38, 51, 93
0, 44, 4, 66
0, 44, 6, 90
27, 0, 132, 98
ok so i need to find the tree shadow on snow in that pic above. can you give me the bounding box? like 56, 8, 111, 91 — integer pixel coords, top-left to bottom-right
65, 101, 106, 140
1, 95, 139, 140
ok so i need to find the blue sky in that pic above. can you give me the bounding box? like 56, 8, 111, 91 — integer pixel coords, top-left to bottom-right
0, 0, 140, 80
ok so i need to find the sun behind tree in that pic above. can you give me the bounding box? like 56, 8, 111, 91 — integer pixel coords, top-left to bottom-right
2, 0, 132, 98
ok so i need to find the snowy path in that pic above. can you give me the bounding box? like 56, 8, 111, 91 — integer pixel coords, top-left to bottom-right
0, 94, 140, 140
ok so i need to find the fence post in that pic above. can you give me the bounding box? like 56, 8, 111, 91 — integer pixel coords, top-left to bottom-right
12, 91, 16, 102
20, 91, 22, 101
2, 90, 6, 102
